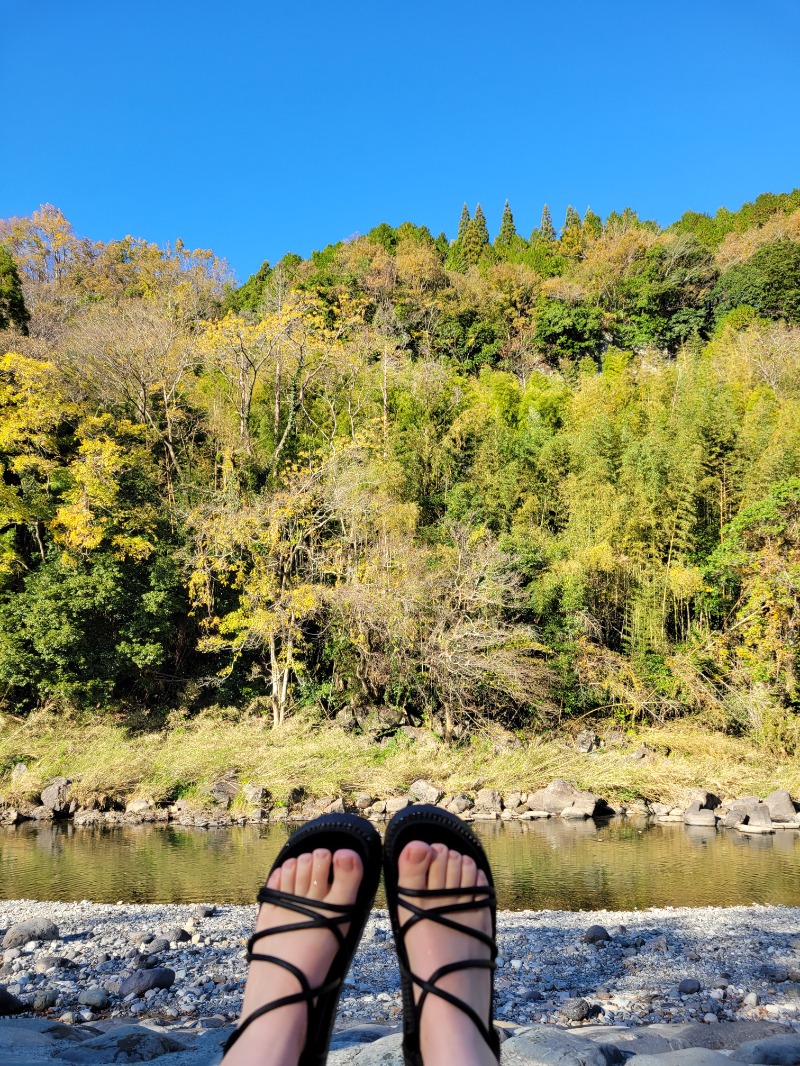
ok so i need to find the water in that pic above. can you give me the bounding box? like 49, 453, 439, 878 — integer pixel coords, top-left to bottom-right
1, 818, 799, 911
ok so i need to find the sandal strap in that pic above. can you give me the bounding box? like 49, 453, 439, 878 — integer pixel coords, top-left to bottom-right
223, 888, 357, 1056
393, 884, 498, 1055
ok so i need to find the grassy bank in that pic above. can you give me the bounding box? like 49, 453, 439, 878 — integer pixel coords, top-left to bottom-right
1, 708, 798, 810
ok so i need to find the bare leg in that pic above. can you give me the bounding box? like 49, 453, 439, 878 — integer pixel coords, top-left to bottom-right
223, 847, 363, 1066
397, 841, 497, 1066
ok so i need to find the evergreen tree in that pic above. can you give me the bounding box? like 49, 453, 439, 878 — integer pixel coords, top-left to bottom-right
496, 200, 517, 246
0, 247, 30, 335
457, 204, 471, 244
461, 204, 490, 266
582, 206, 602, 241
560, 205, 583, 257
538, 204, 556, 243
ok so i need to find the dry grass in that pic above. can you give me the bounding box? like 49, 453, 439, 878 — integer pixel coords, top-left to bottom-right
0, 708, 797, 807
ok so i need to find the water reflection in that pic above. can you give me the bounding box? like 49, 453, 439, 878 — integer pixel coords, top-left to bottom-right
0, 818, 798, 911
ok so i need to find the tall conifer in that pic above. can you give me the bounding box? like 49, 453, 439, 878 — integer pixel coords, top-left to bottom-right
457, 204, 471, 244
497, 200, 517, 246
462, 203, 490, 265
539, 204, 556, 242
560, 205, 583, 257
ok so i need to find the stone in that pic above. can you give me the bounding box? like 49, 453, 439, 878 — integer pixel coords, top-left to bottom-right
58, 1024, 187, 1064
527, 778, 599, 817
722, 809, 747, 829
447, 794, 473, 814
242, 783, 271, 808
145, 937, 170, 954
327, 1032, 404, 1065
208, 775, 239, 808
747, 802, 773, 827
124, 798, 153, 814
583, 924, 612, 944
194, 904, 216, 918
474, 788, 502, 810
40, 777, 70, 813
684, 803, 717, 827
3, 918, 59, 949
679, 978, 702, 994
354, 792, 374, 810
766, 789, 798, 824
0, 987, 25, 1014
33, 989, 58, 1011
164, 926, 191, 943
385, 797, 410, 814
624, 1053, 735, 1065
561, 997, 593, 1021
31, 805, 55, 821
329, 1024, 394, 1051
408, 779, 443, 805
78, 987, 108, 1009
324, 797, 345, 814
744, 992, 760, 1007
732, 1034, 800, 1063
502, 1025, 622, 1065
118, 966, 175, 997
575, 729, 601, 753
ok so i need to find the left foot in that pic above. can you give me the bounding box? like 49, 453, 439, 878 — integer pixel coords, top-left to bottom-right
223, 847, 363, 1066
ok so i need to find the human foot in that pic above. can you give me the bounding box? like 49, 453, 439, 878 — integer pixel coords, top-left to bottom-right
223, 846, 363, 1066
396, 840, 498, 1066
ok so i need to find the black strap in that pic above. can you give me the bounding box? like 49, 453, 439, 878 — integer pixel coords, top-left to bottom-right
222, 887, 355, 1055
394, 882, 498, 1054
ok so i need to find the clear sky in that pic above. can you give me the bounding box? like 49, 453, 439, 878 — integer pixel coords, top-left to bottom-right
3, 0, 799, 282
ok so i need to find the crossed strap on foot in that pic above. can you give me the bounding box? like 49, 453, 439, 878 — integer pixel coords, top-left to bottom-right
394, 881, 498, 1056
222, 884, 358, 1055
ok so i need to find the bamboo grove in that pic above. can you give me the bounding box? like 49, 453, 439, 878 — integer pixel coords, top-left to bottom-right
0, 192, 799, 751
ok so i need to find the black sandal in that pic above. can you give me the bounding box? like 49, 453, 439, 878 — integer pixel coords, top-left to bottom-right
383, 804, 500, 1066
223, 812, 382, 1066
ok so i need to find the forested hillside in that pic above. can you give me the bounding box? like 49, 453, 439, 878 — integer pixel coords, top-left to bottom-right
1, 192, 799, 754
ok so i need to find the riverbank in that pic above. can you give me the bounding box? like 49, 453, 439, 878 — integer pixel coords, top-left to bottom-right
0, 900, 799, 1063
2, 709, 799, 816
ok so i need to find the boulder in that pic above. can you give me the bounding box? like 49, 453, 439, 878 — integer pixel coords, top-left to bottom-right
575, 729, 601, 753
527, 779, 598, 816
59, 1024, 187, 1064
560, 997, 593, 1021
683, 802, 717, 827
118, 966, 175, 997
765, 789, 798, 823
746, 802, 773, 827
447, 794, 473, 814
502, 1025, 622, 1065
208, 775, 239, 808
124, 798, 153, 815
623, 1053, 735, 1065
0, 987, 25, 1015
689, 789, 721, 810
474, 788, 502, 811
722, 809, 747, 829
242, 783, 272, 808
3, 917, 59, 949
583, 924, 612, 944
733, 1033, 800, 1063
354, 792, 374, 810
385, 797, 410, 814
78, 987, 108, 1009
408, 780, 443, 805
679, 978, 701, 994
40, 777, 70, 813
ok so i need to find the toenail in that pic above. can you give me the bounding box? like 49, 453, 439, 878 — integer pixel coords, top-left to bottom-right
336, 853, 355, 872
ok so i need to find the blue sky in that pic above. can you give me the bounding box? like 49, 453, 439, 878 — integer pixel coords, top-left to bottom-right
4, 0, 799, 282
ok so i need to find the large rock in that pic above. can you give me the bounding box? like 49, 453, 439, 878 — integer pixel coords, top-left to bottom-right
0, 987, 25, 1015
118, 966, 175, 997
40, 777, 70, 813
527, 779, 598, 817
765, 789, 798, 824
207, 775, 239, 808
408, 779, 443, 805
475, 788, 503, 811
59, 1024, 187, 1064
746, 802, 773, 828
502, 1025, 623, 1064
327, 1032, 403, 1065
623, 1053, 735, 1065
3, 917, 59, 948
734, 1033, 800, 1063
683, 801, 717, 827
575, 729, 600, 753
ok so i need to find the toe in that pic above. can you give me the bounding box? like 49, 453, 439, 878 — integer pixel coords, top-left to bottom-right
445, 848, 462, 890
294, 852, 313, 897
427, 843, 449, 890
280, 857, 297, 895
327, 849, 363, 904
309, 848, 332, 901
398, 840, 433, 893
460, 854, 477, 890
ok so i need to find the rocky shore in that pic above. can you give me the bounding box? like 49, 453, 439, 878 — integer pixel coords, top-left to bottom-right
3, 767, 799, 840
1, 899, 800, 1063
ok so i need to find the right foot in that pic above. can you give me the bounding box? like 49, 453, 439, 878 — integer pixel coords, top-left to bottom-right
223, 847, 363, 1066
397, 840, 498, 1066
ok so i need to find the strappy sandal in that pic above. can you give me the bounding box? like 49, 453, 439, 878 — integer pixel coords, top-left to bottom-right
383, 804, 500, 1066
223, 812, 382, 1066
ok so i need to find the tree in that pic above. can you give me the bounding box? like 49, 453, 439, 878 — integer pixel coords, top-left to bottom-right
496, 201, 517, 247
0, 247, 29, 334
537, 205, 556, 243
714, 241, 800, 324
560, 206, 583, 258
462, 204, 490, 265
583, 207, 603, 242
456, 204, 471, 244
